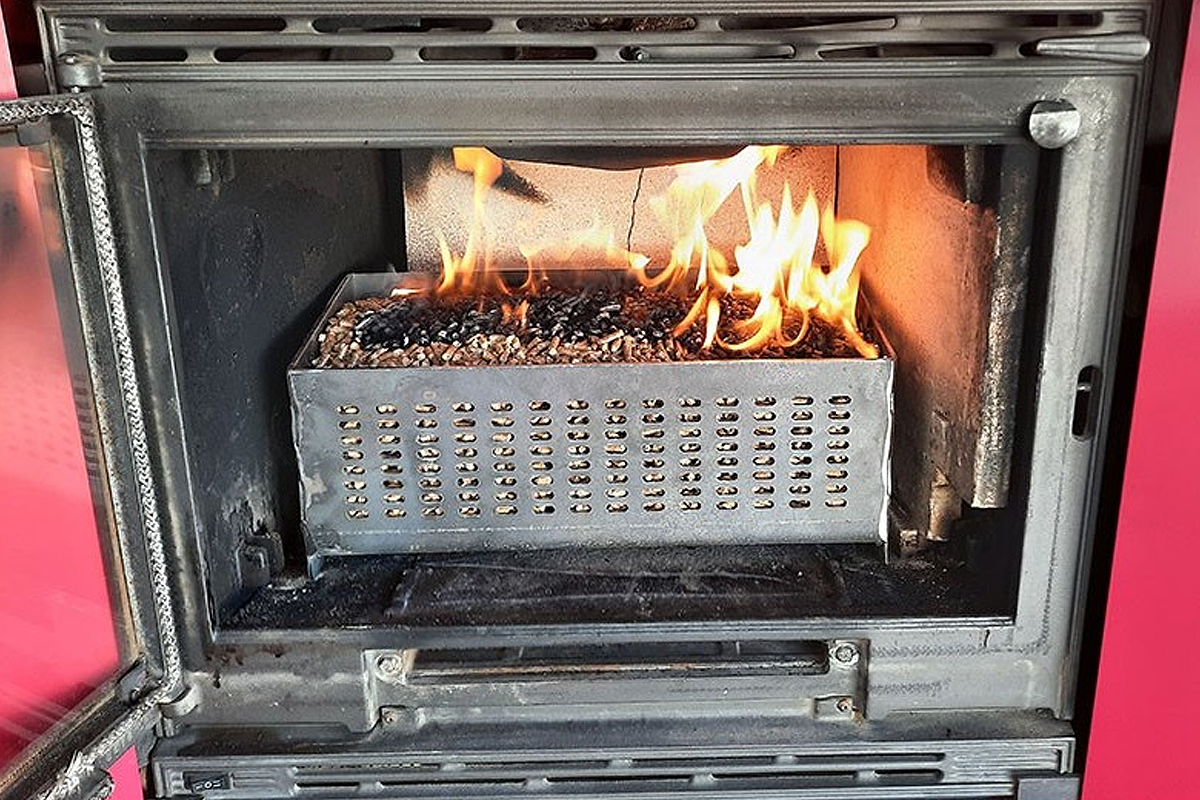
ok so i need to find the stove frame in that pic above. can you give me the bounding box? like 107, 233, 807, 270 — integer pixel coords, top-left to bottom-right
0, 2, 1173, 798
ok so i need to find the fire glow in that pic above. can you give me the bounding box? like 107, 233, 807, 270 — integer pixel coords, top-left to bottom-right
423, 145, 878, 359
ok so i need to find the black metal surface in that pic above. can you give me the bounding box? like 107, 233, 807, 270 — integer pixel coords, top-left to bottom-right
107, 54, 1148, 715
39, 4, 1145, 83
148, 148, 397, 616
149, 711, 1076, 800
226, 542, 1002, 629
23, 3, 1172, 785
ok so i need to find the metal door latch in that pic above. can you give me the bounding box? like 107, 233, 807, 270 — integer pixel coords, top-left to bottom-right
1032, 33, 1150, 64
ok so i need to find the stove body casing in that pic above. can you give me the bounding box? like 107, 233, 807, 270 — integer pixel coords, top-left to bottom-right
12, 3, 1174, 798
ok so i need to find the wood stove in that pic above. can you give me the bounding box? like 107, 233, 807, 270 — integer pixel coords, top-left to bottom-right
0, 3, 1180, 799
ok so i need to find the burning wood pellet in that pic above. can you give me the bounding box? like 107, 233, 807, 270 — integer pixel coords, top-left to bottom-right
313, 284, 876, 369
316, 143, 886, 369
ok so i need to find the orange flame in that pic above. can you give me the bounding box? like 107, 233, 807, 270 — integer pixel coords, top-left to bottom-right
656, 146, 878, 358
519, 222, 651, 292
501, 298, 530, 329
436, 147, 506, 295
430, 145, 877, 358
629, 145, 784, 292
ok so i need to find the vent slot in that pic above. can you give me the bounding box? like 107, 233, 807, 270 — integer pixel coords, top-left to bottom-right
406, 640, 829, 683
542, 774, 694, 787
378, 777, 527, 788
819, 42, 995, 60
719, 15, 897, 31
919, 12, 1103, 29
104, 15, 286, 32
254, 749, 955, 798
107, 46, 188, 62
1071, 365, 1101, 439
632, 753, 943, 769
295, 780, 360, 793
517, 16, 698, 32
875, 768, 945, 785
420, 46, 597, 62
619, 44, 795, 62
213, 46, 394, 63
312, 16, 493, 33
356, 770, 931, 790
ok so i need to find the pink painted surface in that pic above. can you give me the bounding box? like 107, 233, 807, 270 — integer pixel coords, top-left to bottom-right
109, 749, 143, 799
1082, 7, 1200, 799
0, 146, 121, 765
0, 9, 13, 100
0, 7, 138, 797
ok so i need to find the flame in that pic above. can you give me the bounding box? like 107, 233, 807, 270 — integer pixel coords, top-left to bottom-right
655, 147, 878, 358
428, 145, 877, 358
501, 298, 530, 329
519, 222, 651, 292
631, 145, 785, 291
436, 147, 507, 295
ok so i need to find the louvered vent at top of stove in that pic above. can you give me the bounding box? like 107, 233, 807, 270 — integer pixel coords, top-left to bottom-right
42, 5, 1147, 82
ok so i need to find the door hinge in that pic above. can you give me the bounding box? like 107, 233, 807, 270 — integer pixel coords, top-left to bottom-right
158, 683, 200, 721
115, 661, 150, 703
55, 53, 103, 91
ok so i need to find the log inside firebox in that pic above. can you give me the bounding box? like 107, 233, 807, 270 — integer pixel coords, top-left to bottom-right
313, 282, 877, 369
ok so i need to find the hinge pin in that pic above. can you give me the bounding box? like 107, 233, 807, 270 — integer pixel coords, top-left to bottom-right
56, 52, 103, 91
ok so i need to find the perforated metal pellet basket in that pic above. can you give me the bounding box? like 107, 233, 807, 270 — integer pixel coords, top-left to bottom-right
289, 274, 893, 555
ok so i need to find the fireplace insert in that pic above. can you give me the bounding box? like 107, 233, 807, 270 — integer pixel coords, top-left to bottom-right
0, 2, 1183, 798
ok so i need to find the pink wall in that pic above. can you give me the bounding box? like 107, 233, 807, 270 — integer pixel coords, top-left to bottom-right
0, 9, 13, 100
0, 148, 124, 769
1082, 5, 1200, 799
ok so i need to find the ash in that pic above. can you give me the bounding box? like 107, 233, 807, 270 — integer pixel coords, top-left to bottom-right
314, 285, 872, 369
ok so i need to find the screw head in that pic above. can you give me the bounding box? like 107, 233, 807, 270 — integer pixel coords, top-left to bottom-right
836, 697, 854, 714
381, 708, 401, 725
832, 643, 860, 666
375, 653, 404, 678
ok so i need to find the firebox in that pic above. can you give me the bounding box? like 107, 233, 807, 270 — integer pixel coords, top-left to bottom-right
0, 2, 1177, 799
290, 144, 901, 555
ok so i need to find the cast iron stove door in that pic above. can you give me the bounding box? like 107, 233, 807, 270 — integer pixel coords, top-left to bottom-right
0, 95, 186, 800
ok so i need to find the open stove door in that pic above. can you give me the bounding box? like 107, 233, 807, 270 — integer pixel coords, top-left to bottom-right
0, 95, 187, 800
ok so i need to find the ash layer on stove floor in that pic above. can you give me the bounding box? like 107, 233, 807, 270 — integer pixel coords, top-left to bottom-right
313, 285, 875, 368
224, 544, 1001, 629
